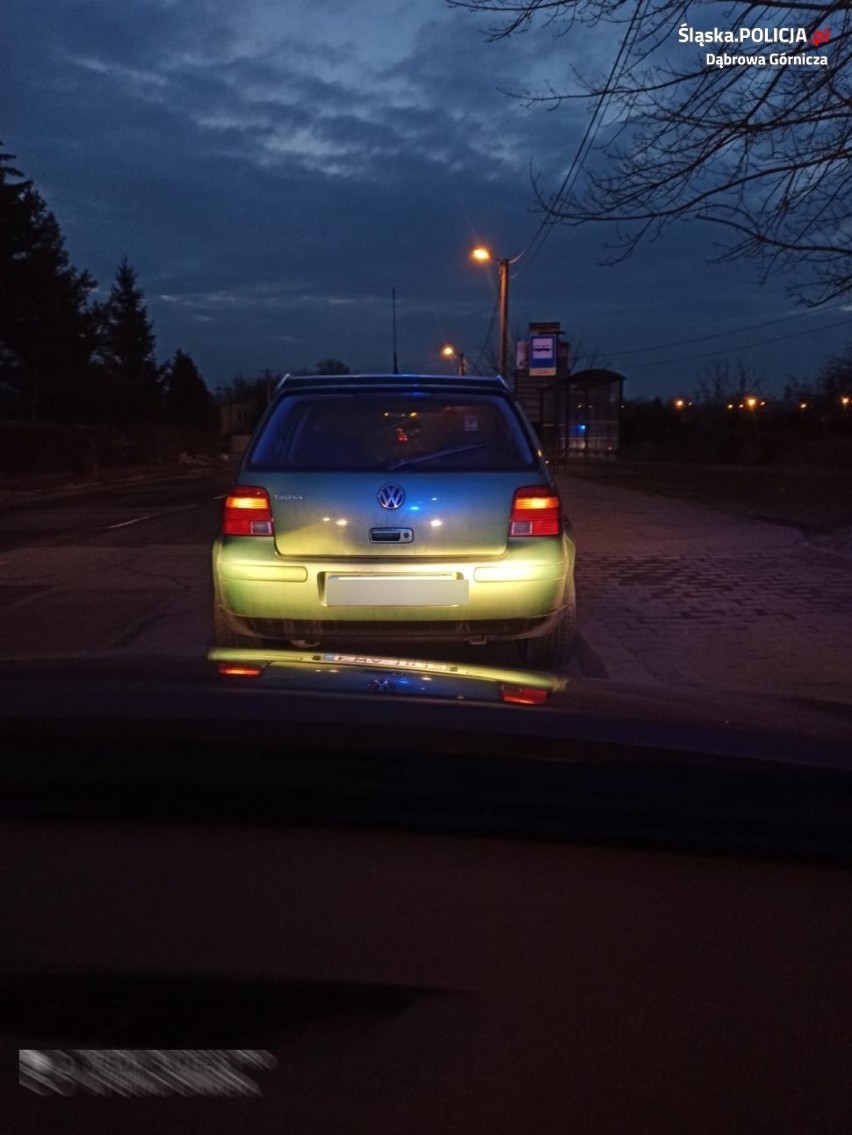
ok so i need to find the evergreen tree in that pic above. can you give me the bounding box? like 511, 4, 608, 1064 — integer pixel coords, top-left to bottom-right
162, 349, 215, 428
0, 147, 98, 420
98, 256, 160, 423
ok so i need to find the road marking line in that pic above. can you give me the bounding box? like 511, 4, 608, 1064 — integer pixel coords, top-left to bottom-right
107, 515, 156, 529
106, 503, 200, 530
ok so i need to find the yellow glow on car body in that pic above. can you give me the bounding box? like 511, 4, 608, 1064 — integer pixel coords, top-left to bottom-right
213, 375, 575, 665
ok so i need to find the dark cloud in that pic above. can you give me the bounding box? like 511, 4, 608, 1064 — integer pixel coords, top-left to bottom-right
3, 0, 848, 392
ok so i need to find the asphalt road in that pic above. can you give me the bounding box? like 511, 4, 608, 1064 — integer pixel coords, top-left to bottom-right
0, 470, 571, 670
5, 469, 848, 704
0, 472, 232, 659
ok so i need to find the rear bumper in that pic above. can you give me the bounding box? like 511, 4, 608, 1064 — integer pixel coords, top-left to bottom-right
218, 611, 569, 644
213, 537, 575, 642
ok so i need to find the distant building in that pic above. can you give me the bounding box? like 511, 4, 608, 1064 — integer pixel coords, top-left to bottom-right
219, 401, 253, 436
219, 401, 255, 457
514, 323, 624, 461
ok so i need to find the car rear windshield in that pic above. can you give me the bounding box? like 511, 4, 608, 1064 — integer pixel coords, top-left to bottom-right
246, 392, 539, 473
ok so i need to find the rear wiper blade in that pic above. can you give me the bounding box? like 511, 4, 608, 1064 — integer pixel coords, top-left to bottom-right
387, 443, 488, 471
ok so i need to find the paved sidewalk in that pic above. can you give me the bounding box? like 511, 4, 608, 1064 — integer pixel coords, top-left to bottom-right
558, 472, 852, 705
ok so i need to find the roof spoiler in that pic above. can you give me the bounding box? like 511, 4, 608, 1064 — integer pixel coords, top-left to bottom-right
273, 373, 510, 396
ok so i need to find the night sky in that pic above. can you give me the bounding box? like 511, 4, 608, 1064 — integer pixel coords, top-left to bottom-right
4, 0, 850, 396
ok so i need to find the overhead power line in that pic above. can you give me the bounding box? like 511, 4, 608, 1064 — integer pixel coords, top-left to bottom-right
514, 0, 647, 277
606, 301, 851, 359
620, 315, 851, 371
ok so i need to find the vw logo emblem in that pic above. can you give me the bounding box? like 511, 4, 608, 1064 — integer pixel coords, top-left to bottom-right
377, 483, 405, 510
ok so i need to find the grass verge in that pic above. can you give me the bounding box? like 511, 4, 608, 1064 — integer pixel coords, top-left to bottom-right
560, 460, 852, 533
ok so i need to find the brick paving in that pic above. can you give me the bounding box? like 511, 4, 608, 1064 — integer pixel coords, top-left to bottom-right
557, 472, 852, 704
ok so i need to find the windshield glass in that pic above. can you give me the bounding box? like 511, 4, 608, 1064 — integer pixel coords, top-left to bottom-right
247, 393, 537, 472
4, 7, 852, 1130
1, 0, 850, 747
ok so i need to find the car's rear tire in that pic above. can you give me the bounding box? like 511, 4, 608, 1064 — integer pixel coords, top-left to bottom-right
517, 607, 575, 670
213, 602, 261, 649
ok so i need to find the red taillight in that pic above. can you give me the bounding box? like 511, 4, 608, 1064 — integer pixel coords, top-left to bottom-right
223, 486, 274, 536
501, 685, 551, 705
217, 663, 264, 678
509, 486, 562, 537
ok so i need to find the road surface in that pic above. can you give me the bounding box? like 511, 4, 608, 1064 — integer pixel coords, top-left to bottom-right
0, 471, 552, 669
1, 468, 850, 706
0, 472, 229, 658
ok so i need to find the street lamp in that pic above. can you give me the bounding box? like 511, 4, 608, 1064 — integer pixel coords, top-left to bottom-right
470, 246, 511, 379
441, 344, 466, 376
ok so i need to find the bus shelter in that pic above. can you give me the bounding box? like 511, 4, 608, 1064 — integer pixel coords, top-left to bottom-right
515, 363, 625, 463
564, 369, 625, 460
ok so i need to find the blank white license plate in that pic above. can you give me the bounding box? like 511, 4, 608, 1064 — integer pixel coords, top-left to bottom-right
326, 575, 469, 607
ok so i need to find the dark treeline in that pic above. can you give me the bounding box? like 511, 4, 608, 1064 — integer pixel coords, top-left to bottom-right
620, 350, 852, 466
215, 358, 352, 434
0, 147, 215, 430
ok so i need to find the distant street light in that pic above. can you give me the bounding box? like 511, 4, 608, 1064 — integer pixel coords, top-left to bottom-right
441, 344, 466, 375
470, 246, 512, 379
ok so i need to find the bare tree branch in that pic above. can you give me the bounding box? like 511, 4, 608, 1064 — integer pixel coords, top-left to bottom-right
450, 0, 852, 303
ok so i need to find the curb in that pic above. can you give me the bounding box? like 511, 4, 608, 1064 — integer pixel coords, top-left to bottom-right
572, 615, 661, 687
572, 627, 609, 680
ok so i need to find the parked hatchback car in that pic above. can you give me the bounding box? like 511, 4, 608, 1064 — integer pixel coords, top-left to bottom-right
212, 373, 575, 667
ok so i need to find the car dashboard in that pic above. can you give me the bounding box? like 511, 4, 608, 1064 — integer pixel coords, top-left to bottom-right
3, 666, 852, 1132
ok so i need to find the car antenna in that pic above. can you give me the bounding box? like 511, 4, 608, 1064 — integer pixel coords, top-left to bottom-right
392, 286, 399, 374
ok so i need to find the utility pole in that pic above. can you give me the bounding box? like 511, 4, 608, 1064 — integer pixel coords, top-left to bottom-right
470, 246, 513, 381
498, 259, 509, 379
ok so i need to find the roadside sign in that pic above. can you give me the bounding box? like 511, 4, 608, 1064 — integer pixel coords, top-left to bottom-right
529, 334, 557, 377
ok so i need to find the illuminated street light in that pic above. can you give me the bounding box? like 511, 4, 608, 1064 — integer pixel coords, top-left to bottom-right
441, 344, 466, 375
470, 245, 511, 379
745, 396, 758, 410
673, 398, 686, 410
